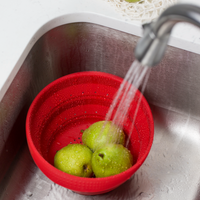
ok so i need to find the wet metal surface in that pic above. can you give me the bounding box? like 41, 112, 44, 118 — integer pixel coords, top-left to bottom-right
0, 22, 200, 200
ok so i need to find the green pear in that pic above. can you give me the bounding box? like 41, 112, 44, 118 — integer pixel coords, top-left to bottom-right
125, 0, 140, 2
91, 144, 133, 178
54, 144, 93, 177
82, 121, 125, 152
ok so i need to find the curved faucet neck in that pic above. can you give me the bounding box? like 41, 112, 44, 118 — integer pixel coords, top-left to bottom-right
135, 4, 200, 67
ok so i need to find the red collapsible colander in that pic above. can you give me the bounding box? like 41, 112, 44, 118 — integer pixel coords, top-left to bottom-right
26, 71, 154, 195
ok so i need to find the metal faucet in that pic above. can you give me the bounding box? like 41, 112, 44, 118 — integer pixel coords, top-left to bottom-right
135, 4, 200, 67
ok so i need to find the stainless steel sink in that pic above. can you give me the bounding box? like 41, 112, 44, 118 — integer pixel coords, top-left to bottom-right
1, 22, 200, 200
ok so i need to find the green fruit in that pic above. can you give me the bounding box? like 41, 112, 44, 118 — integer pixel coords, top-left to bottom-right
125, 0, 140, 2
91, 144, 133, 178
82, 121, 125, 152
54, 144, 93, 177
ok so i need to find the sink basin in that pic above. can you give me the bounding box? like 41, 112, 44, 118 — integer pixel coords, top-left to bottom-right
1, 21, 200, 200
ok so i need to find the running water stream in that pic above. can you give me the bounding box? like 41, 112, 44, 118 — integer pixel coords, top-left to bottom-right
104, 60, 151, 147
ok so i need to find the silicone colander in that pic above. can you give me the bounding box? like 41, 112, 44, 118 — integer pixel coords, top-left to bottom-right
26, 71, 154, 195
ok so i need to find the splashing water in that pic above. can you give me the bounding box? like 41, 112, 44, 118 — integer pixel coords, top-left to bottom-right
104, 60, 151, 147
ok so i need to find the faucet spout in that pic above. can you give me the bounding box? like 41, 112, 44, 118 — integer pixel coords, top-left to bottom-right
135, 4, 200, 67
